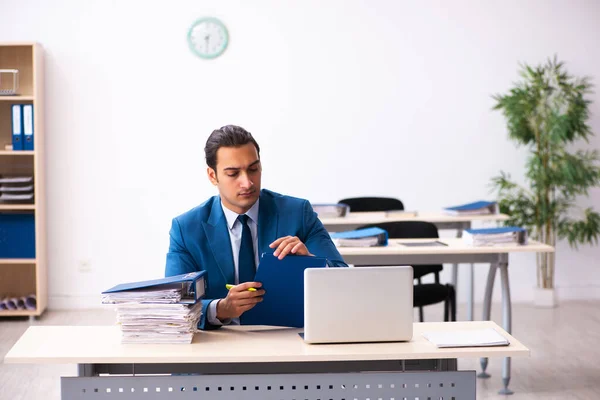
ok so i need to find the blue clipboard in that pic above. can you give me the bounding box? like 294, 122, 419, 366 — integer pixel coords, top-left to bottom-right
241, 253, 329, 327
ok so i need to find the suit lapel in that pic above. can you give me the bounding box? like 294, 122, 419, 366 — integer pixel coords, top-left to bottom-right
203, 197, 235, 283
258, 190, 278, 257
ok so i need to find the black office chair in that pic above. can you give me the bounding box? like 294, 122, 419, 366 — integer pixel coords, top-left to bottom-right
358, 221, 456, 322
338, 197, 404, 212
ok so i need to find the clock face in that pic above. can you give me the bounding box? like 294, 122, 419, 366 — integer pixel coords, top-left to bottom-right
187, 17, 229, 59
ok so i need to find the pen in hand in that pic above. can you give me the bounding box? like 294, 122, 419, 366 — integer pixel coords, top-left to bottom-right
226, 284, 257, 292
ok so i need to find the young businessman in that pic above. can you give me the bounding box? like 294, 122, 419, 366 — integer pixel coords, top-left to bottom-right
165, 125, 347, 329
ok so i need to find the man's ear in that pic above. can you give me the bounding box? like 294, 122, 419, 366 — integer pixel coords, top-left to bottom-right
207, 167, 218, 185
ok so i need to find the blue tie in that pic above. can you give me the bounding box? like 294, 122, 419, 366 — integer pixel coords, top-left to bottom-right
237, 214, 256, 284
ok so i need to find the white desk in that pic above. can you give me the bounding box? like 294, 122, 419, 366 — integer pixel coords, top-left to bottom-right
321, 211, 510, 320
5, 322, 529, 399
320, 211, 510, 232
338, 238, 553, 395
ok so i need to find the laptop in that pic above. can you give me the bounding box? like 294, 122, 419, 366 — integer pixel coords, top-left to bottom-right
303, 266, 413, 344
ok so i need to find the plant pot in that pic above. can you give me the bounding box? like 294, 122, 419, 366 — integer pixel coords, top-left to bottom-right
533, 287, 557, 308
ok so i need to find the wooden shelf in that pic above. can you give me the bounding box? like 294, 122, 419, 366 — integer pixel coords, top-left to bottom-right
0, 43, 46, 317
0, 96, 34, 101
0, 204, 35, 210
0, 309, 38, 317
0, 150, 34, 155
0, 259, 36, 264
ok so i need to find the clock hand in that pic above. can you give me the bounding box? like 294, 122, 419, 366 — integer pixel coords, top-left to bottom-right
204, 34, 210, 50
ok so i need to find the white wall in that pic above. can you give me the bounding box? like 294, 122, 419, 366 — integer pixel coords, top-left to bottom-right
1, 0, 599, 308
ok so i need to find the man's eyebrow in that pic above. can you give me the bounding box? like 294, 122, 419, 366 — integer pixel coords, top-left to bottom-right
223, 160, 261, 171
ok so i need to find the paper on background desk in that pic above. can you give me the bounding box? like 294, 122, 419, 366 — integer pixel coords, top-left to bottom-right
399, 241, 448, 247
423, 328, 510, 348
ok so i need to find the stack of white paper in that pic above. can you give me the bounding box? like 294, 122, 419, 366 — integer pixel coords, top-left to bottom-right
423, 328, 509, 348
102, 288, 202, 344
101, 285, 183, 304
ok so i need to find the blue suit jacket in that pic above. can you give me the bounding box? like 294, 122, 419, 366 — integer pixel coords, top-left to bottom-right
165, 189, 347, 330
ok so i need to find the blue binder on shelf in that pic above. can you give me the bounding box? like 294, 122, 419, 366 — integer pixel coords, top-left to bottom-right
22, 104, 34, 151
11, 104, 23, 151
329, 227, 389, 247
102, 271, 207, 304
241, 253, 331, 328
0, 213, 35, 258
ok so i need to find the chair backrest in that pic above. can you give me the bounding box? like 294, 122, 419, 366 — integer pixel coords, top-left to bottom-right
358, 221, 442, 280
358, 221, 439, 239
338, 197, 404, 212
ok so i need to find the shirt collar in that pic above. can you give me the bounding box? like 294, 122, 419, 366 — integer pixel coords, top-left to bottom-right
221, 198, 260, 230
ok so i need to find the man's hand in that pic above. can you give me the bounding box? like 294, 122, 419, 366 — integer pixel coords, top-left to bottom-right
269, 236, 313, 259
216, 282, 264, 320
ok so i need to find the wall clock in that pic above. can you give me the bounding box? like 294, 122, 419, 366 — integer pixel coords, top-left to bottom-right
187, 17, 229, 59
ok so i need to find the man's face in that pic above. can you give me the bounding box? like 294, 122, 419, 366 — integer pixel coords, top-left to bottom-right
208, 143, 262, 214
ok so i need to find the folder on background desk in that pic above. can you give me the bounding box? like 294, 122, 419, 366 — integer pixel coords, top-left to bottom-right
444, 200, 498, 215
241, 253, 330, 328
463, 226, 528, 246
311, 203, 350, 218
330, 227, 388, 247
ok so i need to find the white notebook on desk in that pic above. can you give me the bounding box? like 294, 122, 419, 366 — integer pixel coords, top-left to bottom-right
423, 328, 509, 348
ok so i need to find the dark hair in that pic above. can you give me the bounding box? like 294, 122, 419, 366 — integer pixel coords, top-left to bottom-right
204, 125, 261, 170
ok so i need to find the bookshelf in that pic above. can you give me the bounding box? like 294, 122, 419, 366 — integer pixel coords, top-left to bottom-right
0, 43, 46, 318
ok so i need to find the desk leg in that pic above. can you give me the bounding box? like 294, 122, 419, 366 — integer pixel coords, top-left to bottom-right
499, 261, 514, 395
467, 263, 474, 321
78, 364, 96, 377
451, 228, 462, 297
478, 263, 497, 379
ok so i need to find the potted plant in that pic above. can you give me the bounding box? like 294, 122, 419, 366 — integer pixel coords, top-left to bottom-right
491, 57, 600, 307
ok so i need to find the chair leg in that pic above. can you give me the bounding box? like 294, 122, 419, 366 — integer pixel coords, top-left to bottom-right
419, 307, 424, 322
450, 285, 457, 321
444, 297, 449, 322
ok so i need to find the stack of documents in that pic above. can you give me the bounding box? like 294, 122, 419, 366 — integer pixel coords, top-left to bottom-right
423, 328, 509, 348
0, 176, 34, 202
311, 203, 350, 218
102, 272, 206, 344
114, 302, 203, 344
330, 227, 388, 247
463, 226, 527, 246
444, 200, 498, 215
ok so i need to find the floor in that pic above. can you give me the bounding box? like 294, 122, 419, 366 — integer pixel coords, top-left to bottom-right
1, 301, 599, 400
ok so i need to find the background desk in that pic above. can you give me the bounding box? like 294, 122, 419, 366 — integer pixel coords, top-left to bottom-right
321, 211, 510, 319
5, 322, 528, 399
320, 211, 509, 232
337, 238, 553, 394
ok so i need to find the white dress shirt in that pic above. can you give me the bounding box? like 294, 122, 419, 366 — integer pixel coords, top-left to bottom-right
207, 199, 260, 325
